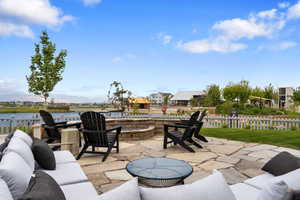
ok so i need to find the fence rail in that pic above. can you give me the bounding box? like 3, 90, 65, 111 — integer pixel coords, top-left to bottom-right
1, 114, 300, 135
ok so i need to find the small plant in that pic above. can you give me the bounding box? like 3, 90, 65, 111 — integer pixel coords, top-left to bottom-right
221, 124, 229, 128
290, 126, 298, 131
245, 125, 251, 129
132, 103, 139, 114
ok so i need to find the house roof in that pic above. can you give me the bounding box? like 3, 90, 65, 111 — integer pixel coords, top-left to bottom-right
129, 98, 150, 104
171, 91, 205, 101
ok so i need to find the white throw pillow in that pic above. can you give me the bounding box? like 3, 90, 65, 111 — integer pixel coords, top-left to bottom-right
271, 169, 300, 190
0, 178, 13, 200
98, 178, 141, 200
139, 170, 237, 200
13, 129, 33, 147
5, 137, 35, 170
257, 180, 293, 200
0, 151, 33, 200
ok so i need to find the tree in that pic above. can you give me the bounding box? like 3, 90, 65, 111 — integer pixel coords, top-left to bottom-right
292, 87, 300, 105
204, 84, 221, 106
190, 97, 199, 107
251, 87, 264, 97
264, 84, 278, 103
26, 31, 67, 103
163, 95, 170, 105
223, 80, 251, 104
107, 81, 131, 109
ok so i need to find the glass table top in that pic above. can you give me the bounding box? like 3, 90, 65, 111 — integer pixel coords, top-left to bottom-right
126, 157, 193, 180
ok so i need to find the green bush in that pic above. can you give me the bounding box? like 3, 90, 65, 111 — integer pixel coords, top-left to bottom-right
244, 125, 251, 129
291, 126, 298, 131
221, 124, 229, 128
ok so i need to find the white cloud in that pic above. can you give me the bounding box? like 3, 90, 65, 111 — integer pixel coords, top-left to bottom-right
0, 21, 33, 38
258, 41, 298, 51
112, 57, 122, 64
278, 2, 290, 9
156, 33, 173, 45
112, 53, 137, 64
257, 9, 277, 19
278, 41, 298, 49
287, 1, 300, 19
81, 0, 102, 7
178, 37, 247, 53
0, 0, 74, 27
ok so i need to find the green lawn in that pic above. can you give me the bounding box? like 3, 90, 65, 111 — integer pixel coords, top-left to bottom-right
202, 128, 300, 150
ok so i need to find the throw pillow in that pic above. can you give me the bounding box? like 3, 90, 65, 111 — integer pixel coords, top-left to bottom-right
19, 171, 66, 200
262, 152, 300, 176
257, 180, 293, 200
139, 170, 236, 200
98, 178, 141, 200
32, 139, 56, 170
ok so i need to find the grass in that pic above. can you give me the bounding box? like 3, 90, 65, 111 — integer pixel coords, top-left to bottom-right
202, 128, 300, 150
0, 107, 70, 113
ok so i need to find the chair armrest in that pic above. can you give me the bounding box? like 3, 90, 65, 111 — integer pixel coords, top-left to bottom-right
164, 124, 190, 129
48, 142, 73, 147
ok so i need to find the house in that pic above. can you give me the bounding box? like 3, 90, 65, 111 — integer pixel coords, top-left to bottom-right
149, 92, 173, 104
129, 98, 150, 109
170, 91, 205, 106
279, 87, 294, 109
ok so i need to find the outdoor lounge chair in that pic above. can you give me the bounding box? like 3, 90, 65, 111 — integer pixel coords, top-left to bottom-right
177, 111, 200, 125
163, 123, 201, 152
39, 110, 81, 149
76, 111, 121, 162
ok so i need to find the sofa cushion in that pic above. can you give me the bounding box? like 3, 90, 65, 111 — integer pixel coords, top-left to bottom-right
13, 130, 33, 147
5, 137, 35, 170
262, 152, 300, 176
271, 169, 300, 190
244, 173, 274, 189
42, 162, 88, 185
139, 170, 236, 200
54, 151, 76, 164
19, 171, 66, 200
230, 183, 260, 200
98, 178, 140, 200
257, 180, 293, 200
0, 141, 9, 160
0, 151, 33, 199
32, 139, 56, 170
0, 178, 13, 200
61, 182, 98, 200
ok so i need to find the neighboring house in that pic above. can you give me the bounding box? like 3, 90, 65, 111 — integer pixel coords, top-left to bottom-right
129, 98, 150, 109
170, 91, 205, 106
149, 92, 173, 104
279, 87, 294, 110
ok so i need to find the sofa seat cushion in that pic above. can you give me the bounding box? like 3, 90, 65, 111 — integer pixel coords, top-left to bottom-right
6, 137, 35, 170
244, 173, 274, 189
0, 151, 33, 199
0, 178, 13, 200
61, 182, 98, 200
230, 183, 260, 200
257, 180, 293, 200
42, 162, 88, 185
98, 178, 140, 200
54, 151, 76, 164
271, 168, 300, 190
13, 130, 33, 147
139, 170, 236, 200
19, 171, 66, 200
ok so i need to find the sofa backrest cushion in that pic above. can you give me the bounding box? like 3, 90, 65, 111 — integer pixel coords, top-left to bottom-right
0, 151, 33, 199
98, 178, 141, 200
13, 130, 33, 147
5, 137, 35, 171
19, 171, 66, 200
0, 178, 13, 200
0, 141, 9, 160
262, 152, 300, 176
139, 170, 237, 200
257, 180, 293, 200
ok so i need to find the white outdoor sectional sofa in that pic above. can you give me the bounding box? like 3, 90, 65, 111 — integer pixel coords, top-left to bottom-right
1, 130, 299, 200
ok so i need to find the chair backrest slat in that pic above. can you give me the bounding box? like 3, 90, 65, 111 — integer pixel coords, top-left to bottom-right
190, 111, 200, 122
39, 110, 60, 140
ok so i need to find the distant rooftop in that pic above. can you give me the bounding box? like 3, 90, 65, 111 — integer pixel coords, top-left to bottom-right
171, 91, 205, 101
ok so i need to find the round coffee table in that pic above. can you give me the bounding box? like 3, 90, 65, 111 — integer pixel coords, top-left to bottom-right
126, 157, 193, 187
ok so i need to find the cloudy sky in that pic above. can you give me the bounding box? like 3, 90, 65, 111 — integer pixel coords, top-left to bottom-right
0, 0, 300, 102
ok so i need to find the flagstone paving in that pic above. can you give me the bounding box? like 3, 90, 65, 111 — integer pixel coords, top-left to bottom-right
78, 136, 299, 194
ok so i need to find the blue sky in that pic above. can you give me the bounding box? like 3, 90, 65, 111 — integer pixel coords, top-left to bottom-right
0, 0, 300, 102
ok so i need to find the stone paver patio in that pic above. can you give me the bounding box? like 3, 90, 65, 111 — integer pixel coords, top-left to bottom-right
78, 135, 300, 194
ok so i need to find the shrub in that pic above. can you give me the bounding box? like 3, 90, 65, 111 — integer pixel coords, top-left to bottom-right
245, 125, 251, 129
221, 124, 229, 128
291, 126, 298, 131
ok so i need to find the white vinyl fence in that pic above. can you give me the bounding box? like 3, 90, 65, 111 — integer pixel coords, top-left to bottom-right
204, 116, 300, 130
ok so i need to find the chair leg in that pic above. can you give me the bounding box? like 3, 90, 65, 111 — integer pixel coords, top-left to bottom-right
92, 146, 95, 152
163, 134, 168, 149
187, 138, 203, 148
195, 135, 208, 142
76, 145, 88, 160
179, 141, 195, 153
116, 137, 119, 153
102, 145, 113, 162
